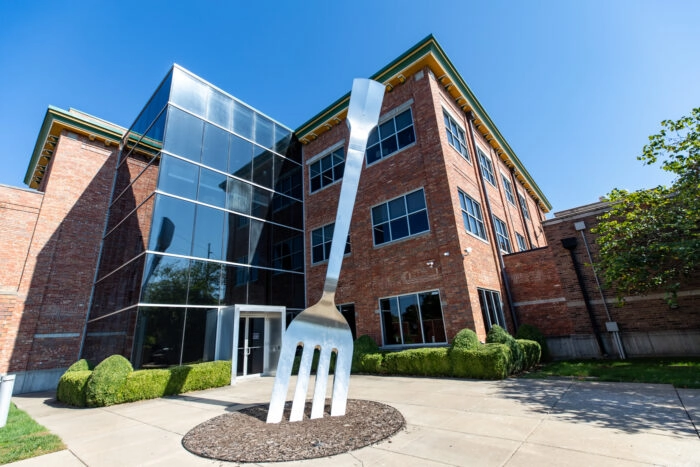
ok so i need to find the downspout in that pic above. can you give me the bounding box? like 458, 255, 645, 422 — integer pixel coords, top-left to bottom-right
465, 112, 518, 331
574, 221, 626, 359
561, 237, 606, 356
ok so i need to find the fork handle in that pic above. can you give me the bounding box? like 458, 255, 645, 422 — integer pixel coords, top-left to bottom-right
323, 137, 369, 295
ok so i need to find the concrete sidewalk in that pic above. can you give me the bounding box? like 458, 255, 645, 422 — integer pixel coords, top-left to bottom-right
9, 376, 700, 466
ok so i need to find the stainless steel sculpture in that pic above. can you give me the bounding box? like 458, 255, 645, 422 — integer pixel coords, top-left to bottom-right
266, 78, 385, 423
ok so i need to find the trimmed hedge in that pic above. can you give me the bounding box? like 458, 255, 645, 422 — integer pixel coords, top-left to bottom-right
516, 324, 549, 361
65, 359, 93, 372
486, 325, 524, 374
58, 358, 232, 407
450, 344, 511, 379
56, 370, 92, 407
517, 339, 541, 370
383, 348, 450, 376
85, 355, 133, 407
451, 328, 480, 350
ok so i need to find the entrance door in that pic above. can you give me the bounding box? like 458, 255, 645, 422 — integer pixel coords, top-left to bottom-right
236, 317, 265, 377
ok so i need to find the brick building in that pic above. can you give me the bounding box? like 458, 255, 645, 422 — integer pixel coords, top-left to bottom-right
505, 202, 700, 359
1, 35, 554, 392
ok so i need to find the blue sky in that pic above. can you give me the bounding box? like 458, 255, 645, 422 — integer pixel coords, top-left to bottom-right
1, 0, 698, 214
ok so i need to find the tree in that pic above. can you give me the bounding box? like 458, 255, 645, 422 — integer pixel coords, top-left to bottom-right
594, 108, 700, 305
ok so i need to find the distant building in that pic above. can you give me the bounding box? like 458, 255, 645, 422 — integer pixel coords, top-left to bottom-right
2, 35, 554, 393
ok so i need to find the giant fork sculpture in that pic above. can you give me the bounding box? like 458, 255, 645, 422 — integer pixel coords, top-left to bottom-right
266, 78, 384, 423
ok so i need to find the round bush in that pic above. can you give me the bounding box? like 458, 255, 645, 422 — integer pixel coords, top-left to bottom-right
65, 359, 94, 372
86, 354, 133, 407
486, 325, 524, 373
451, 328, 480, 350
57, 370, 92, 407
354, 335, 380, 354
515, 324, 549, 361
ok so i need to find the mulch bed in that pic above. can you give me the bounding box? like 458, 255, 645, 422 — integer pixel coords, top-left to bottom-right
182, 399, 405, 463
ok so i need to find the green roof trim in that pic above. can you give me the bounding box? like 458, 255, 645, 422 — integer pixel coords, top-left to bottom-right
24, 106, 126, 187
295, 35, 551, 211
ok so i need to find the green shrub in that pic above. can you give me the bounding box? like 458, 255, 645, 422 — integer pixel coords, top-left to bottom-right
486, 325, 523, 374
352, 335, 382, 373
56, 370, 92, 407
177, 360, 231, 393
450, 344, 511, 379
517, 339, 541, 370
383, 348, 450, 376
119, 369, 171, 403
65, 359, 93, 372
356, 353, 384, 373
515, 324, 550, 361
292, 349, 338, 375
451, 328, 480, 350
85, 355, 133, 407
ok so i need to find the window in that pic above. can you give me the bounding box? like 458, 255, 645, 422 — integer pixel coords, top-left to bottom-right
458, 191, 487, 240
443, 110, 469, 160
310, 147, 344, 193
380, 290, 446, 346
501, 174, 515, 204
518, 193, 531, 220
366, 108, 415, 165
516, 233, 527, 252
338, 303, 357, 339
311, 223, 350, 264
478, 289, 506, 330
477, 148, 496, 185
372, 189, 429, 245
493, 216, 512, 253
272, 235, 303, 272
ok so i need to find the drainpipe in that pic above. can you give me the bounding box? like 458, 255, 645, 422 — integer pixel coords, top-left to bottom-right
465, 112, 518, 331
561, 237, 606, 356
574, 222, 626, 359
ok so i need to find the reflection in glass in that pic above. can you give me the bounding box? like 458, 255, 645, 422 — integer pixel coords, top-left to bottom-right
198, 167, 227, 208
170, 68, 209, 117
133, 306, 184, 368
380, 298, 401, 345
127, 71, 172, 155
192, 205, 224, 260
229, 134, 253, 180
83, 308, 137, 364
252, 148, 273, 188
274, 123, 292, 155
249, 219, 270, 267
207, 90, 233, 130
226, 178, 251, 215
182, 308, 214, 364
163, 106, 204, 162
141, 254, 190, 305
252, 187, 271, 219
399, 294, 422, 344
149, 195, 195, 255
419, 292, 446, 343
233, 101, 254, 139
201, 123, 229, 172
158, 155, 198, 200
255, 115, 274, 149
222, 264, 248, 303
187, 260, 222, 305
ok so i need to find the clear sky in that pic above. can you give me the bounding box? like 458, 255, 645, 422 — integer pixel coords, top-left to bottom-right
1, 0, 698, 214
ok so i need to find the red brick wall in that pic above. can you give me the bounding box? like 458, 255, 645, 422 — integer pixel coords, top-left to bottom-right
5, 131, 118, 373
0, 186, 42, 373
504, 204, 700, 352
303, 68, 549, 344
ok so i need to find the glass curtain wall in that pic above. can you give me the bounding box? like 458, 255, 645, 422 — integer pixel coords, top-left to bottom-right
84, 66, 305, 368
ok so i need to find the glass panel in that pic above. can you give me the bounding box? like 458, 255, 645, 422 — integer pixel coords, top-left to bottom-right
198, 167, 227, 208
207, 90, 233, 130
192, 204, 224, 260
399, 294, 422, 344
232, 101, 254, 139
378, 119, 396, 139
372, 204, 388, 224
397, 127, 415, 148
158, 154, 198, 199
229, 135, 253, 180
274, 124, 292, 155
222, 265, 248, 303
134, 306, 185, 368
249, 219, 270, 267
170, 68, 209, 117
181, 308, 213, 364
149, 195, 195, 255
419, 291, 446, 343
380, 298, 401, 345
395, 109, 412, 130
141, 254, 190, 305
252, 149, 274, 188
247, 267, 271, 305
373, 224, 388, 245
255, 115, 274, 149
390, 217, 409, 240
267, 271, 305, 308
366, 144, 381, 165
388, 197, 406, 219
163, 106, 204, 162
129, 71, 172, 141
224, 213, 250, 263
226, 178, 252, 215
201, 123, 229, 172
405, 190, 426, 213
380, 135, 398, 156
408, 211, 429, 235
251, 187, 271, 219
187, 260, 222, 305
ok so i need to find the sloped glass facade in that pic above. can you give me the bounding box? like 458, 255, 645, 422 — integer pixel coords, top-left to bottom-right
83, 66, 304, 368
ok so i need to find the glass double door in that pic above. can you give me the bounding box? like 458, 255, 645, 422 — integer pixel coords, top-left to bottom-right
236, 316, 265, 377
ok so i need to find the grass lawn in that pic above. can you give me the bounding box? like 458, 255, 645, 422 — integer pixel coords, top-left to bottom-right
0, 403, 65, 464
523, 357, 700, 388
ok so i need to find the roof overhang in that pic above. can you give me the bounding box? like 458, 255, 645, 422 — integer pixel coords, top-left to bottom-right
24, 106, 126, 189
295, 34, 552, 212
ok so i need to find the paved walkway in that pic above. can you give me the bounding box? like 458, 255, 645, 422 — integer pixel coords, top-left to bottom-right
10, 376, 700, 466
